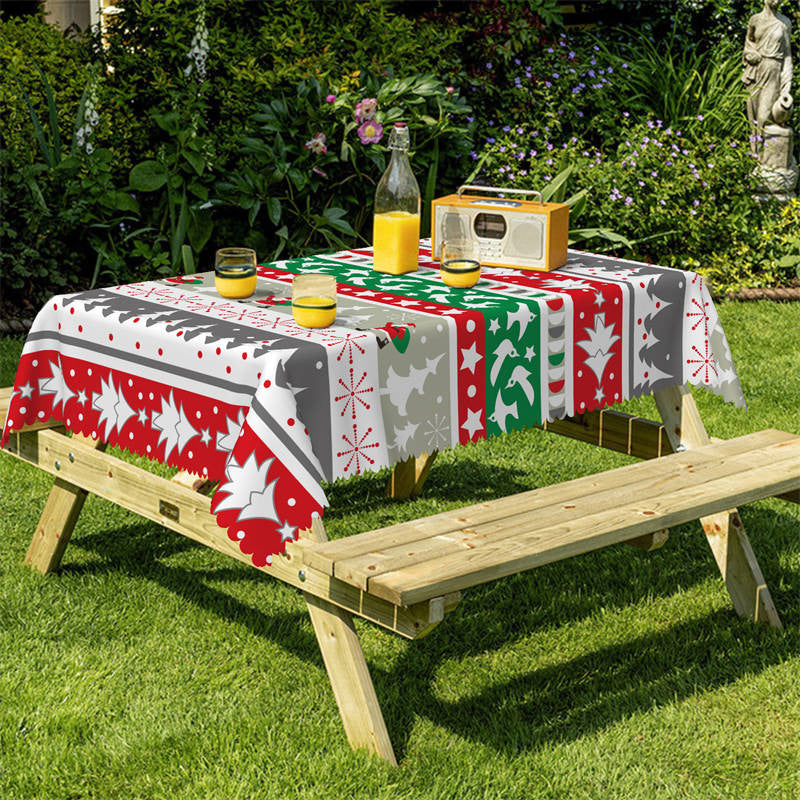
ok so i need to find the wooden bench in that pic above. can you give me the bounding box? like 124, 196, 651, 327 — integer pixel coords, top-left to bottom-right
296, 429, 800, 610
3, 383, 800, 765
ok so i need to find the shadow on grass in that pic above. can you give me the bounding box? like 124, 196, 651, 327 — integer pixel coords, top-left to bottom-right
65, 500, 799, 762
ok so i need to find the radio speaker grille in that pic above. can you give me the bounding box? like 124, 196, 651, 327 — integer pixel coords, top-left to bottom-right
505, 217, 545, 262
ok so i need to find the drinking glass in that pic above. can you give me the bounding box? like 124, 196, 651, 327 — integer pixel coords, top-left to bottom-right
214, 247, 257, 299
440, 239, 481, 288
292, 274, 337, 328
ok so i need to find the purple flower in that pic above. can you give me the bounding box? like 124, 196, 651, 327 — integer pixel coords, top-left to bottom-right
622, 63, 629, 69
577, 111, 584, 117
516, 151, 525, 159
544, 81, 552, 88
553, 72, 560, 79
503, 125, 511, 132
325, 94, 336, 103
623, 111, 630, 118
546, 142, 554, 150
487, 137, 496, 144
305, 132, 327, 155
357, 119, 383, 144
499, 145, 506, 153
651, 170, 658, 177
546, 158, 553, 165
519, 169, 528, 176
516, 127, 524, 134
486, 61, 493, 69
529, 149, 537, 157
569, 50, 576, 59
466, 115, 474, 123
588, 69, 595, 77
470, 151, 478, 160
697, 114, 704, 121
508, 173, 515, 180
355, 97, 378, 123
625, 196, 633, 205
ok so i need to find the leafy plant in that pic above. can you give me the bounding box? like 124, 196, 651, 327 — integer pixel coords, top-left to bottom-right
127, 110, 216, 274
593, 26, 749, 140
218, 73, 472, 261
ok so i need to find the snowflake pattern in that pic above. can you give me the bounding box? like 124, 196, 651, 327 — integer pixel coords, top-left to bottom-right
687, 339, 719, 384
424, 413, 449, 449
334, 368, 373, 420
686, 296, 711, 338
337, 423, 380, 474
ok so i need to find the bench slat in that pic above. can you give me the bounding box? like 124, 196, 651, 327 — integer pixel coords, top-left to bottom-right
370, 443, 800, 605
331, 434, 800, 591
302, 430, 792, 577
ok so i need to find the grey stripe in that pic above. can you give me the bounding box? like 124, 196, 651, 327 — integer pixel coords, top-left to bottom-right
249, 395, 325, 483
25, 330, 256, 396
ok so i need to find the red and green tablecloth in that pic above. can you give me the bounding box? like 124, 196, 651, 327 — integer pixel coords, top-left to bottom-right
2, 240, 744, 565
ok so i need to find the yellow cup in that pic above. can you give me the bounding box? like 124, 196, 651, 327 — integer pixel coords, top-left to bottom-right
215, 247, 257, 298
292, 274, 337, 328
441, 259, 481, 288
440, 239, 481, 288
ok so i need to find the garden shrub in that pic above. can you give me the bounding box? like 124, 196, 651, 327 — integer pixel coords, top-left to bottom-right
0, 15, 101, 165
476, 118, 792, 293
218, 72, 472, 260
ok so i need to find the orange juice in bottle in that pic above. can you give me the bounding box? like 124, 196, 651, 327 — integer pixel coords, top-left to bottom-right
373, 122, 420, 274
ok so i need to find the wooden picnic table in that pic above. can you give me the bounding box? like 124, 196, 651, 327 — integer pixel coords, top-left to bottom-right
3, 243, 799, 765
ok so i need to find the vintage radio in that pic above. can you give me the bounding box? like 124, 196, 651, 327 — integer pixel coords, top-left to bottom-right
431, 185, 569, 272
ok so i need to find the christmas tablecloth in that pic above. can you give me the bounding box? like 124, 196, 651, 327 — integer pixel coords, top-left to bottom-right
2, 241, 744, 566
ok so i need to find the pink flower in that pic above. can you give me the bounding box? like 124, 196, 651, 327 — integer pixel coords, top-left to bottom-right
446, 86, 454, 93
357, 119, 383, 144
325, 94, 336, 103
304, 132, 327, 155
312, 166, 328, 177
355, 97, 378, 123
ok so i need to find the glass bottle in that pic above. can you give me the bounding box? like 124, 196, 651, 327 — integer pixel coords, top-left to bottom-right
372, 122, 421, 274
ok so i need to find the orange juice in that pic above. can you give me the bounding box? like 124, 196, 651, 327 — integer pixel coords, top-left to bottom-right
372, 211, 420, 274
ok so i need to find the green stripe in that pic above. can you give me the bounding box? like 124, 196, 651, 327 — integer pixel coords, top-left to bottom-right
272, 256, 547, 435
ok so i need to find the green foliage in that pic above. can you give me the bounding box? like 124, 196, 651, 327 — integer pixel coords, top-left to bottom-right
0, 15, 98, 165
477, 119, 789, 292
593, 27, 749, 141
218, 73, 472, 260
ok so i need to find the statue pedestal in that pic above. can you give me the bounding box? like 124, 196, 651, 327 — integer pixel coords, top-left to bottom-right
753, 124, 798, 203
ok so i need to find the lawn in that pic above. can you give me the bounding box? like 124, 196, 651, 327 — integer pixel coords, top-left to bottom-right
1, 300, 799, 800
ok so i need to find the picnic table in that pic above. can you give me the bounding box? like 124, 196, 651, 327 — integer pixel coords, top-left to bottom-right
3, 240, 799, 765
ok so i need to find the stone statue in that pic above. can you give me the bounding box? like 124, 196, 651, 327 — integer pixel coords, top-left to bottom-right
743, 0, 797, 201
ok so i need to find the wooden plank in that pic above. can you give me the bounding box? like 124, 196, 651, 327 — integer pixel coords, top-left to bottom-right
303, 518, 397, 765
300, 430, 791, 581
386, 452, 437, 500
5, 428, 440, 638
171, 469, 216, 494
539, 408, 673, 460
333, 435, 798, 591
627, 529, 669, 552
24, 434, 106, 574
654, 384, 783, 629
368, 449, 800, 606
776, 488, 800, 504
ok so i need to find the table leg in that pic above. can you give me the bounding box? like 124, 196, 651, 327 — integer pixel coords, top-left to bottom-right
386, 451, 438, 500
303, 518, 397, 765
653, 384, 782, 628
24, 437, 106, 575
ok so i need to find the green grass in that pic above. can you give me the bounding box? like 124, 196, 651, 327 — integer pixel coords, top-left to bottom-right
1, 300, 799, 799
